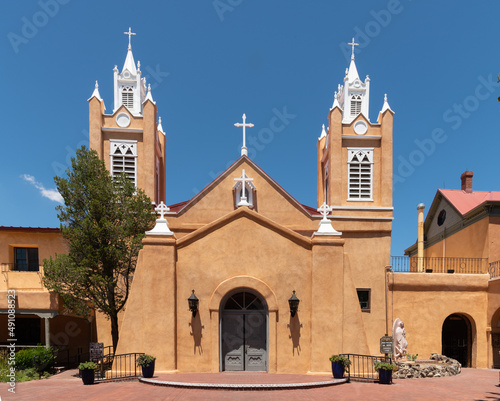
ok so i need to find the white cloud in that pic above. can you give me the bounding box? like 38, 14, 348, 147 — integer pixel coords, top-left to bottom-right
21, 174, 64, 204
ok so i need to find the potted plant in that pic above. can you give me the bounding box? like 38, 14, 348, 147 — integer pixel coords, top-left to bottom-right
374, 361, 397, 384
79, 361, 98, 385
137, 354, 156, 378
329, 354, 351, 379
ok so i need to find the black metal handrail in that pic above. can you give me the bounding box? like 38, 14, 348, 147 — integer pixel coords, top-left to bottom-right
341, 354, 392, 382
96, 352, 144, 381
1, 263, 41, 272
391, 256, 488, 274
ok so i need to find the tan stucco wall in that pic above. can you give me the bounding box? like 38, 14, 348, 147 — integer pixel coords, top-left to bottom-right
0, 229, 66, 305
115, 200, 392, 374
390, 273, 489, 368
89, 99, 165, 205
425, 217, 489, 260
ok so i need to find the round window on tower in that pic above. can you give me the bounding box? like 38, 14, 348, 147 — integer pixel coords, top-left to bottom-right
116, 113, 131, 128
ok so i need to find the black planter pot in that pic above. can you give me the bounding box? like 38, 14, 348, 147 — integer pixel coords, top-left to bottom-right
81, 368, 95, 385
378, 369, 392, 384
331, 361, 344, 379
141, 360, 155, 378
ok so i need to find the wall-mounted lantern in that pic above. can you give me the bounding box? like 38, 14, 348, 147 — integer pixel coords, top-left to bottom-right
288, 290, 300, 317
188, 290, 199, 317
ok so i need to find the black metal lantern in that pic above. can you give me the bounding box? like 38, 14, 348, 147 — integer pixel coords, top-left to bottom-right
188, 290, 199, 317
288, 290, 299, 317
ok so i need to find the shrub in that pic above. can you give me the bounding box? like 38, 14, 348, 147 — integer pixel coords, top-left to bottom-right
329, 354, 351, 366
15, 346, 55, 372
374, 361, 397, 371
136, 354, 156, 367
15, 348, 36, 370
78, 361, 98, 370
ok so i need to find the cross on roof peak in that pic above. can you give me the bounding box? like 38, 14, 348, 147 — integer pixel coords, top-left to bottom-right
347, 37, 359, 60
124, 27, 136, 50
155, 201, 170, 220
234, 113, 254, 157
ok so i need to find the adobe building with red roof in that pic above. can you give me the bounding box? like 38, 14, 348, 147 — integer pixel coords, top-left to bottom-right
393, 171, 500, 369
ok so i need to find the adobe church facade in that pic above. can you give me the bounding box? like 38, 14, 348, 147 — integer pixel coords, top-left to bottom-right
90, 36, 394, 373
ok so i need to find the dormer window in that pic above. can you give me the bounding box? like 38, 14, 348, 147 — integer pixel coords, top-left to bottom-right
351, 94, 362, 116
121, 87, 134, 109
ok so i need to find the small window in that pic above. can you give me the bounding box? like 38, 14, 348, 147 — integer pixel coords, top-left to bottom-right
110, 141, 137, 186
324, 162, 329, 205
351, 94, 362, 116
121, 87, 134, 109
437, 209, 446, 226
14, 247, 39, 271
357, 289, 370, 312
348, 148, 373, 201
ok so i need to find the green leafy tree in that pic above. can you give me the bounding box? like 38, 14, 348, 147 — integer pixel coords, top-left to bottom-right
43, 146, 155, 352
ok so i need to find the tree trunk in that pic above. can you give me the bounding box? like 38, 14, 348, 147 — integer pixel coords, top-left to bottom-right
110, 311, 119, 353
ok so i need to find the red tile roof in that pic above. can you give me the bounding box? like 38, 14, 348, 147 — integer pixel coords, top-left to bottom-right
167, 200, 191, 213
439, 189, 500, 215
0, 226, 61, 233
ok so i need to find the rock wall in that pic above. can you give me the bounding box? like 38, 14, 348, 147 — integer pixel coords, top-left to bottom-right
393, 354, 461, 379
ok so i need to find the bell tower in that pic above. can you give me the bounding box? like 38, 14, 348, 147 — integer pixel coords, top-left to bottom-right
88, 28, 166, 205
317, 39, 393, 217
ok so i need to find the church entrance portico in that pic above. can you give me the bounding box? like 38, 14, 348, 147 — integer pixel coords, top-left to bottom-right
221, 290, 268, 371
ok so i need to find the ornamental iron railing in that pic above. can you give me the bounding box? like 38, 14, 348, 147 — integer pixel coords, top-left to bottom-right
391, 256, 488, 274
340, 354, 392, 382
1, 263, 41, 272
489, 260, 500, 279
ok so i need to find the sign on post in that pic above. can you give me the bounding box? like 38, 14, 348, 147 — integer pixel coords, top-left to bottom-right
380, 336, 393, 355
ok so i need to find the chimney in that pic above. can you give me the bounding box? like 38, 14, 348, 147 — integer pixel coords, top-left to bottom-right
461, 171, 473, 193
417, 203, 425, 272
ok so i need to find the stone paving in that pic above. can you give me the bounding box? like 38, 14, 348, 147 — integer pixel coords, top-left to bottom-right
1, 368, 499, 400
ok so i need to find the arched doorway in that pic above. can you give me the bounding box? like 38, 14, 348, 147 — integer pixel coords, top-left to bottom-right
220, 290, 268, 371
490, 309, 500, 369
442, 314, 471, 367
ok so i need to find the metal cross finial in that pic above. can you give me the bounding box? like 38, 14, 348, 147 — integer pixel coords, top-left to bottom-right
155, 201, 170, 220
124, 27, 136, 49
347, 37, 359, 59
317, 202, 333, 221
234, 113, 254, 156
234, 169, 254, 207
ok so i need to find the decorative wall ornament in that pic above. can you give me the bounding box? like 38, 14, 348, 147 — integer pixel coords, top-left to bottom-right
314, 202, 342, 236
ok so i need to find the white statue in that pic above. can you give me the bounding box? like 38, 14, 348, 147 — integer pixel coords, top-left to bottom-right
392, 318, 408, 361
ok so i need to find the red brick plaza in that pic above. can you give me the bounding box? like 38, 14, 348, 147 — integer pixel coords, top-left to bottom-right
2, 368, 500, 401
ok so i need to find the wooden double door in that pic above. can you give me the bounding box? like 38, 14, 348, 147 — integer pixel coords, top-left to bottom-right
221, 291, 267, 371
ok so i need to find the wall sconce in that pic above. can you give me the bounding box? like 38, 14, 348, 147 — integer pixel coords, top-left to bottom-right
188, 290, 199, 317
288, 290, 299, 317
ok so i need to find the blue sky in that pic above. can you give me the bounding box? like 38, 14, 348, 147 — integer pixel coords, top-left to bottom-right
1, 1, 499, 255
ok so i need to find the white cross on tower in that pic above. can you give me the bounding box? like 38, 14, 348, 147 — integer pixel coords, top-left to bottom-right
347, 37, 359, 59
234, 169, 253, 207
317, 202, 333, 221
314, 202, 341, 236
155, 201, 170, 220
124, 27, 136, 49
234, 114, 254, 156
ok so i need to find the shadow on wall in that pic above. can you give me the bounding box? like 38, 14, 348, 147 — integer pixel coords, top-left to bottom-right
288, 315, 302, 356
190, 314, 204, 355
